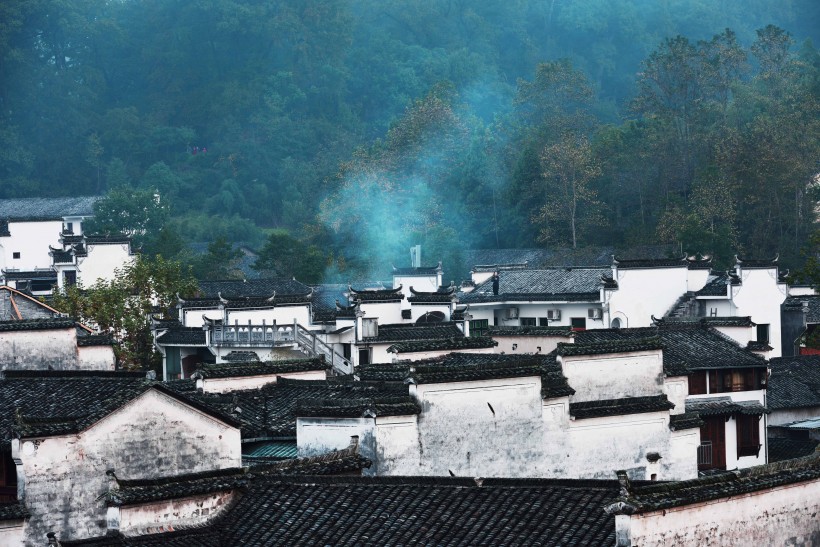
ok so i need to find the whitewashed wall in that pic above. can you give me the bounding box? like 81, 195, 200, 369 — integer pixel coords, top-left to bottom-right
118, 491, 236, 536
491, 334, 569, 355
608, 266, 689, 328
0, 328, 79, 370
2, 220, 63, 272
731, 267, 788, 357
201, 369, 326, 393
624, 478, 820, 546
360, 302, 404, 325
0, 519, 25, 546
77, 243, 133, 287
16, 388, 241, 543
77, 345, 116, 370
560, 350, 665, 403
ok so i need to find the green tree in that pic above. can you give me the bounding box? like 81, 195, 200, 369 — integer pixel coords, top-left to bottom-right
193, 237, 244, 281
86, 187, 170, 249
253, 230, 326, 283
535, 134, 602, 248
52, 255, 198, 371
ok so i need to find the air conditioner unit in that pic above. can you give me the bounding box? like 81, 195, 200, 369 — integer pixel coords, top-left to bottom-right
505, 307, 519, 319
588, 308, 602, 320
547, 309, 561, 321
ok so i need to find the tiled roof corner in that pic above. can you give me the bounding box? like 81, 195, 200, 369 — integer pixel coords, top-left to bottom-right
488, 326, 574, 337
0, 318, 76, 332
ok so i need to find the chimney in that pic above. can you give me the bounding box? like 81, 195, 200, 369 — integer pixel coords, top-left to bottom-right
492, 272, 499, 296
410, 245, 421, 268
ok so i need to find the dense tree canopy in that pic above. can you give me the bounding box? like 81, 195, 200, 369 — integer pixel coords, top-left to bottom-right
1, 1, 818, 280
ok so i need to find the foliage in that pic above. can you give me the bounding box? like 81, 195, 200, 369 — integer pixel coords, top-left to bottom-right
51, 255, 198, 371
0, 1, 818, 277
85, 187, 170, 249
253, 230, 327, 283
192, 237, 245, 281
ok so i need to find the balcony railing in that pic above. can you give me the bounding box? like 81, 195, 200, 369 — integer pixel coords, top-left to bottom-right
211, 324, 294, 346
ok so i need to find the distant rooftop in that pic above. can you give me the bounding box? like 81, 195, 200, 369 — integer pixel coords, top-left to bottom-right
0, 196, 100, 221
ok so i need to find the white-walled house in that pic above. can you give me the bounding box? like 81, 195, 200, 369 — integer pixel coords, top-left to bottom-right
0, 197, 99, 293
0, 318, 116, 371
297, 345, 701, 481
0, 370, 242, 544
51, 235, 136, 291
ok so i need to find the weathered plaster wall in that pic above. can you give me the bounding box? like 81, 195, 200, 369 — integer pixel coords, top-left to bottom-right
77, 345, 116, 370
374, 415, 420, 475
391, 347, 495, 362
413, 377, 547, 477
567, 413, 675, 479
298, 418, 376, 465
202, 369, 326, 393
227, 306, 311, 328
0, 328, 78, 370
0, 520, 25, 546
118, 491, 236, 536
561, 351, 664, 402
17, 389, 241, 544
491, 335, 567, 355
625, 479, 820, 546
663, 378, 689, 415
769, 407, 820, 426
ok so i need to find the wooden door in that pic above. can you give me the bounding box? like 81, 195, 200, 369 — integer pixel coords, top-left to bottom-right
699, 416, 726, 470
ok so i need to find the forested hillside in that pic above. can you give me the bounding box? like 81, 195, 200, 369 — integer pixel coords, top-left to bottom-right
1, 1, 818, 280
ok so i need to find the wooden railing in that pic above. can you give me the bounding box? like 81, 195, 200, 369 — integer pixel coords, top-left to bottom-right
697, 441, 713, 467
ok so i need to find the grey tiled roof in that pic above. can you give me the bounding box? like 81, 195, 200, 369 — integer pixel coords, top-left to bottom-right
695, 272, 738, 297
196, 278, 311, 299
171, 378, 409, 439
685, 397, 768, 416
0, 220, 8, 237
76, 334, 114, 347
459, 268, 608, 304
736, 256, 779, 269
487, 326, 573, 337
106, 440, 371, 508
768, 356, 820, 410
97, 476, 624, 546
350, 286, 405, 302
1, 269, 57, 281
669, 412, 704, 430
0, 503, 28, 521
569, 395, 675, 419
407, 286, 455, 303
662, 316, 755, 327
362, 322, 463, 344
393, 265, 440, 276
0, 318, 76, 332
783, 295, 820, 324
557, 337, 663, 357
194, 357, 329, 379
0, 196, 99, 221
767, 437, 819, 462
387, 337, 497, 353
222, 351, 260, 362
574, 323, 766, 375
607, 453, 820, 514
613, 256, 688, 269
155, 327, 206, 345
295, 396, 421, 418
0, 372, 238, 447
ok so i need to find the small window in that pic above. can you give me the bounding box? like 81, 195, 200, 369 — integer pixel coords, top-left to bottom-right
756, 324, 770, 344
538, 317, 549, 326
689, 371, 707, 395
709, 307, 718, 317
736, 414, 761, 457
571, 317, 587, 331
610, 318, 621, 329
358, 348, 371, 365
65, 222, 74, 233
520, 317, 536, 327
12, 252, 20, 259
470, 319, 489, 337
64, 270, 77, 287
